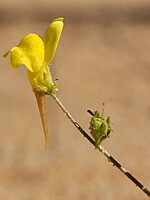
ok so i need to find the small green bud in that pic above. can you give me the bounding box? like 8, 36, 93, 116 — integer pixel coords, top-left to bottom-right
89, 110, 111, 147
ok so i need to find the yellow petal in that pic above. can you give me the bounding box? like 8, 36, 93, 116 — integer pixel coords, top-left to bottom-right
43, 18, 64, 67
27, 65, 53, 92
3, 34, 44, 72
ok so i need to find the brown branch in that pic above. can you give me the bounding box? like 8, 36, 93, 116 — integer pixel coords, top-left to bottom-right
51, 93, 150, 197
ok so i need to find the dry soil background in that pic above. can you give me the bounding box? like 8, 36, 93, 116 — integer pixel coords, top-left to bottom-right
0, 0, 150, 200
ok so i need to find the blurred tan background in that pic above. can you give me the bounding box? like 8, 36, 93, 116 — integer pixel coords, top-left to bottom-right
0, 0, 150, 199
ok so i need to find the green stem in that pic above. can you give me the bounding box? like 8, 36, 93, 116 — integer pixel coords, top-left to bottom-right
50, 93, 150, 197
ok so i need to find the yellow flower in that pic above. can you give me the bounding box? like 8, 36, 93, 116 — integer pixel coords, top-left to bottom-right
3, 17, 64, 94
3, 18, 64, 152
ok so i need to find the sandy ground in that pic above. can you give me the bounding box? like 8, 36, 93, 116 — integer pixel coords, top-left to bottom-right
0, 1, 150, 199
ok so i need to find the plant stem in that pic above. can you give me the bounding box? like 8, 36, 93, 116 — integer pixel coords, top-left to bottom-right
50, 93, 150, 197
